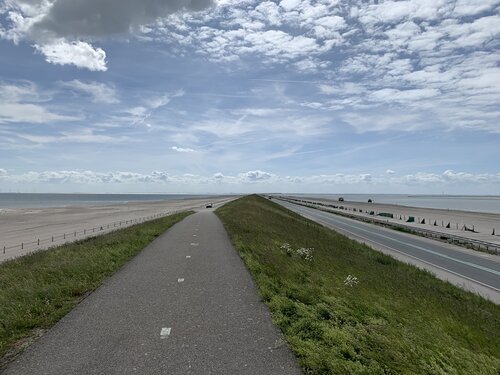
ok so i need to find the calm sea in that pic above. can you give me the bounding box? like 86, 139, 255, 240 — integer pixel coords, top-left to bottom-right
2, 193, 500, 214
0, 193, 215, 209
291, 194, 500, 214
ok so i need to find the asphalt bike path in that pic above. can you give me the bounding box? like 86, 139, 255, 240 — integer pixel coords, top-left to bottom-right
4, 211, 301, 374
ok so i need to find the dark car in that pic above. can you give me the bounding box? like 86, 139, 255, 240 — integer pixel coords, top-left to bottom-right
206, 203, 213, 208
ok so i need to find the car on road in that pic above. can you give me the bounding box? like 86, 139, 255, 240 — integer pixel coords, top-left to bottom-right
206, 203, 213, 208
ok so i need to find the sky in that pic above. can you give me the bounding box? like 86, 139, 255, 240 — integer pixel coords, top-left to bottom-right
0, 0, 499, 194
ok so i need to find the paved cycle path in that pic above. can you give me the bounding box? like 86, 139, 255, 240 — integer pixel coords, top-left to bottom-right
5, 211, 301, 375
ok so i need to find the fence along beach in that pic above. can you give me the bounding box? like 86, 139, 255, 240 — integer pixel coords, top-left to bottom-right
0, 196, 235, 262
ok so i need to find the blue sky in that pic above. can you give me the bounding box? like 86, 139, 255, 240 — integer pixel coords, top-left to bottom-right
0, 0, 499, 194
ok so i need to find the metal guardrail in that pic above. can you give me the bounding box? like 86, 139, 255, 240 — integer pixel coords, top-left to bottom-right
1, 210, 182, 257
276, 197, 500, 255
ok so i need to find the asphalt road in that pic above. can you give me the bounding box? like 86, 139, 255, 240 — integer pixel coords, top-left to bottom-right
276, 200, 500, 303
4, 211, 301, 375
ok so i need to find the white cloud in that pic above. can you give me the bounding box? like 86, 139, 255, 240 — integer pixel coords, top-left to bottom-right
369, 88, 440, 103
0, 81, 41, 102
238, 170, 275, 182
60, 80, 119, 104
145, 90, 185, 109
452, 0, 500, 17
16, 128, 129, 144
386, 169, 396, 174
121, 90, 185, 127
171, 146, 195, 153
0, 103, 78, 124
279, 0, 301, 12
34, 40, 107, 71
0, 81, 80, 124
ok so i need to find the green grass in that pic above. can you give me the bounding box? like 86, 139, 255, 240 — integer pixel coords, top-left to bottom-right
0, 211, 192, 365
216, 195, 500, 374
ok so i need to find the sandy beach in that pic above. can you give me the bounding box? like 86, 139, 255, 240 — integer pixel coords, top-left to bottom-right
0, 196, 236, 262
285, 195, 500, 247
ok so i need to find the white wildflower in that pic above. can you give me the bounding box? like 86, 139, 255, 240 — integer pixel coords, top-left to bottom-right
280, 243, 313, 261
296, 247, 314, 261
344, 275, 359, 287
280, 243, 294, 256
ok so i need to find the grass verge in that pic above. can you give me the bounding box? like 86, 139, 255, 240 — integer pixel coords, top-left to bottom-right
0, 211, 192, 366
216, 195, 500, 374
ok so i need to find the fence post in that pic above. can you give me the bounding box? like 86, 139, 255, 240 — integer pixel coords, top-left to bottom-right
64, 233, 66, 239
3, 246, 5, 254
38, 239, 40, 245
52, 236, 54, 242
22, 242, 23, 249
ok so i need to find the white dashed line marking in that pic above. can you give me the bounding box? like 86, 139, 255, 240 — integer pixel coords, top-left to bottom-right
160, 327, 171, 339
190, 243, 199, 246
178, 278, 185, 283
186, 255, 191, 258
193, 234, 197, 237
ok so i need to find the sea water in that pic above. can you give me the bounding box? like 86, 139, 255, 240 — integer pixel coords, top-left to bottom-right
291, 194, 500, 214
0, 193, 215, 209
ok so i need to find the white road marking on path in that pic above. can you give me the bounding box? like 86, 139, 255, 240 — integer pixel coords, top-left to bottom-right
186, 256, 191, 258
190, 243, 199, 246
193, 234, 197, 237
160, 327, 171, 339
178, 278, 185, 283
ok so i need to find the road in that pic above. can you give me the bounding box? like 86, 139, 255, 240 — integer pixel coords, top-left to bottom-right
4, 211, 301, 374
276, 200, 500, 303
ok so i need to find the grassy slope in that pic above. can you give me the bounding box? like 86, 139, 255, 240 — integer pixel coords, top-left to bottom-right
0, 211, 192, 364
216, 196, 499, 375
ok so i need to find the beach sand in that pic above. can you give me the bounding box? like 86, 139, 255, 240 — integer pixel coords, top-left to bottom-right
286, 195, 500, 247
0, 196, 236, 262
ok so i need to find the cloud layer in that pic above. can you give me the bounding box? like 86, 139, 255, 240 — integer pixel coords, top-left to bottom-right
1, 168, 498, 187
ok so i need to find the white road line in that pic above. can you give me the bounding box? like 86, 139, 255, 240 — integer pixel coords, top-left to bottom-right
178, 278, 185, 283
186, 255, 191, 258
190, 243, 199, 246
193, 234, 197, 237
160, 327, 171, 339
